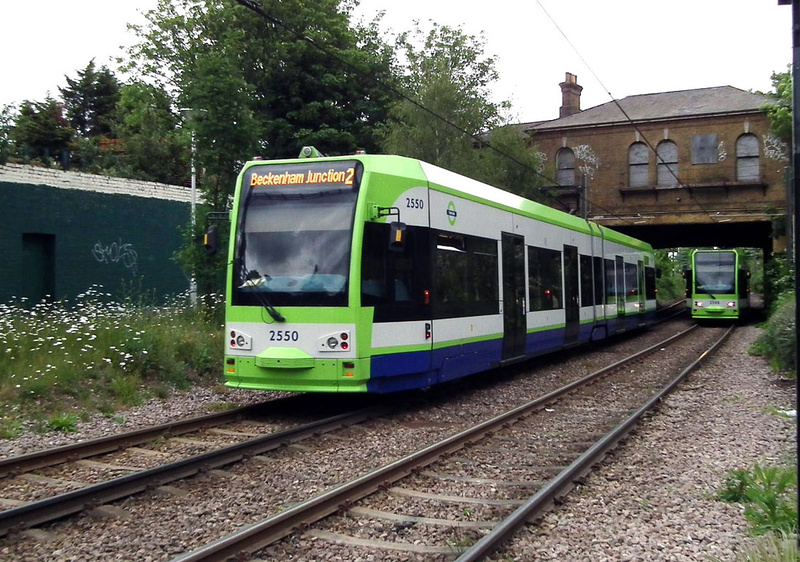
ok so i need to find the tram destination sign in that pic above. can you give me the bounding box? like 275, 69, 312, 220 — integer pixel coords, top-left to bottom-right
246, 160, 361, 191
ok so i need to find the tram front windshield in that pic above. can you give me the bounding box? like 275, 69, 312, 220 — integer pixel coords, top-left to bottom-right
232, 162, 360, 307
694, 252, 736, 294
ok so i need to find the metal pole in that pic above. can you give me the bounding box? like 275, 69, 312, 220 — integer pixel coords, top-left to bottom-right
180, 107, 203, 306
785, 0, 800, 540
190, 128, 198, 306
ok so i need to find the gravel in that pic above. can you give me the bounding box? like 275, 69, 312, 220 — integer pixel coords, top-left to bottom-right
0, 387, 272, 459
0, 324, 795, 561
489, 325, 796, 561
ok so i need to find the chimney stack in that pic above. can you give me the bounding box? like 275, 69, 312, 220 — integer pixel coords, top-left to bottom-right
559, 72, 582, 118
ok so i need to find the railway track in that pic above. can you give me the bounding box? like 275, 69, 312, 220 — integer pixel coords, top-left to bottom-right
0, 318, 713, 559
169, 323, 732, 561
0, 396, 389, 537
0, 399, 280, 478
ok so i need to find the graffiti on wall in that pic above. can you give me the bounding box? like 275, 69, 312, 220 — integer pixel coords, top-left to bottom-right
574, 144, 600, 178
763, 133, 789, 162
92, 240, 139, 276
534, 150, 547, 173
717, 141, 727, 162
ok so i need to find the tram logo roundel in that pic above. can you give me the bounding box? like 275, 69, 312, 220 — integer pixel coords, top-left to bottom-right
446, 201, 457, 226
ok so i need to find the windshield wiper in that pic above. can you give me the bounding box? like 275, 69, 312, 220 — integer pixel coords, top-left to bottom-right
239, 263, 285, 323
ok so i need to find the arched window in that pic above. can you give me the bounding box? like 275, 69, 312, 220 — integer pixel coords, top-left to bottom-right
628, 142, 649, 187
736, 134, 759, 182
556, 147, 575, 186
656, 140, 678, 187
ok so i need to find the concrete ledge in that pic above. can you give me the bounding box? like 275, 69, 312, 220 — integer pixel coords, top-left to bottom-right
0, 163, 195, 203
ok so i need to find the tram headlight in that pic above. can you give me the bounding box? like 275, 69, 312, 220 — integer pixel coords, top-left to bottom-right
694, 301, 704, 308
319, 330, 352, 352
727, 301, 736, 308
228, 329, 252, 350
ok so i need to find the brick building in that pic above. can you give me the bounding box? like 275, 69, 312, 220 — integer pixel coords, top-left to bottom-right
525, 73, 788, 252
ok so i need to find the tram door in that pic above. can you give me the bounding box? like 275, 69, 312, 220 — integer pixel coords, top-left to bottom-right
563, 245, 580, 345
501, 233, 526, 361
615, 255, 625, 317
637, 260, 646, 326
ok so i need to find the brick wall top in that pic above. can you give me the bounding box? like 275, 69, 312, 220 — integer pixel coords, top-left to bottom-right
0, 163, 195, 203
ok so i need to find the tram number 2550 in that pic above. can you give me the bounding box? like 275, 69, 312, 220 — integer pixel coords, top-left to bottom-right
406, 198, 424, 209
269, 330, 300, 342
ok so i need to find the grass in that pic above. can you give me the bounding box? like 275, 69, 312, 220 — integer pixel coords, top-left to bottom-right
0, 286, 224, 433
734, 533, 799, 562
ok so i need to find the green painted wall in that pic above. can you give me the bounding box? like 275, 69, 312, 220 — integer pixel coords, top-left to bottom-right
0, 181, 190, 304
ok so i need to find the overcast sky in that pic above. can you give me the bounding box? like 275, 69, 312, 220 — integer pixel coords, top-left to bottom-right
0, 1, 791, 123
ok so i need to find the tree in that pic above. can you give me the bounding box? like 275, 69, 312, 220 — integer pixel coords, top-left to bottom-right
380, 22, 543, 198
111, 81, 188, 184
0, 104, 15, 164
764, 69, 791, 142
123, 0, 395, 207
654, 249, 686, 302
10, 97, 73, 164
60, 60, 121, 137
381, 23, 503, 170
469, 125, 546, 200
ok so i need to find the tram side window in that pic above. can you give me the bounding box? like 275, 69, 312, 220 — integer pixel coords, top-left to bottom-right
361, 221, 430, 322
624, 262, 638, 297
433, 232, 498, 319
645, 266, 657, 300
528, 246, 563, 311
580, 254, 594, 307
594, 256, 605, 306
604, 258, 616, 303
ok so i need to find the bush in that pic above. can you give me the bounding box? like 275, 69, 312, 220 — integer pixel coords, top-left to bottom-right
751, 292, 796, 377
719, 464, 798, 536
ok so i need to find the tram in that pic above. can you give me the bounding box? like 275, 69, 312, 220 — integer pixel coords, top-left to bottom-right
686, 249, 749, 320
218, 151, 657, 393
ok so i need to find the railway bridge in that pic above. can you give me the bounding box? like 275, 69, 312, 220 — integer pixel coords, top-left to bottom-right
525, 74, 788, 255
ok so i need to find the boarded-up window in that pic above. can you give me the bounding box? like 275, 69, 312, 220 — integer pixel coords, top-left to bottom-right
656, 141, 678, 187
556, 148, 575, 186
628, 142, 649, 187
736, 134, 759, 182
691, 134, 719, 164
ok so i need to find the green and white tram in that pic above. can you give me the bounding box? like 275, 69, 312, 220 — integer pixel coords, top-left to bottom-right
686, 249, 749, 320
221, 152, 657, 393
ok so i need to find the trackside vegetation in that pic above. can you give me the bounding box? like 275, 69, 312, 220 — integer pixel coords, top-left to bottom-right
0, 287, 223, 436
718, 463, 797, 542
750, 254, 795, 378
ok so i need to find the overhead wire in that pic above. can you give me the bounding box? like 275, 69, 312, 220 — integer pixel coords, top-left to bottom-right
233, 0, 635, 223
535, 0, 720, 223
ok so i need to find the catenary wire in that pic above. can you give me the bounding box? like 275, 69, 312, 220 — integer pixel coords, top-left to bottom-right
232, 0, 640, 222
535, 0, 720, 222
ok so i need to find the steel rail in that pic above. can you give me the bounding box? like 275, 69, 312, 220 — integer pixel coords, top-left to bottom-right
172, 324, 700, 562
0, 405, 387, 538
0, 398, 302, 478
455, 325, 734, 562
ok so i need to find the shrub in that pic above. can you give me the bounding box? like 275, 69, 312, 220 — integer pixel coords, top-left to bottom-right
47, 413, 78, 433
719, 464, 798, 536
750, 292, 796, 377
